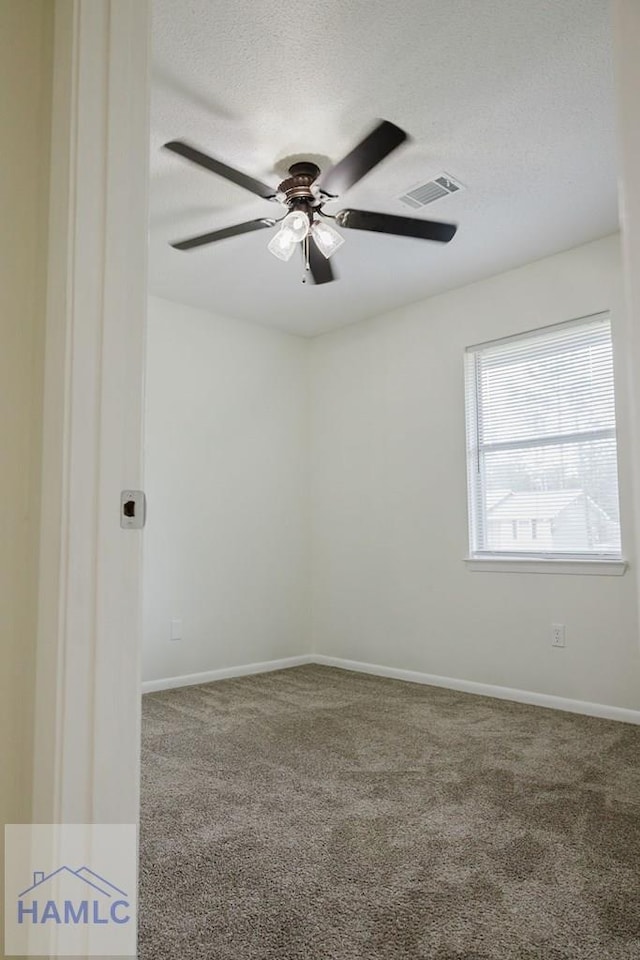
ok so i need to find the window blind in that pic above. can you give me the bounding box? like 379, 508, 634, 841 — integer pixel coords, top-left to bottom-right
464, 314, 622, 559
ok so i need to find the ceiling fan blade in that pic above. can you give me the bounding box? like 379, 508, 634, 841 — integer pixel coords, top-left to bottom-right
335, 209, 457, 243
317, 120, 408, 197
308, 238, 336, 284
164, 140, 277, 200
171, 218, 276, 250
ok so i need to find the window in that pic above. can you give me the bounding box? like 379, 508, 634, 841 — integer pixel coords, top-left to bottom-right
465, 314, 622, 561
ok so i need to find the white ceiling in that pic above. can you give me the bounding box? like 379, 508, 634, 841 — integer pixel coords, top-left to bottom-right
149, 0, 618, 337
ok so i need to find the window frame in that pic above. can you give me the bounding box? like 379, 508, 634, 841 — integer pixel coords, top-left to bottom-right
464, 312, 626, 573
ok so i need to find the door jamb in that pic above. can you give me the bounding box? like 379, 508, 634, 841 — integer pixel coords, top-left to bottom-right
33, 0, 151, 833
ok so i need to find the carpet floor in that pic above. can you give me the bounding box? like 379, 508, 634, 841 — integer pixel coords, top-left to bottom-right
139, 665, 640, 959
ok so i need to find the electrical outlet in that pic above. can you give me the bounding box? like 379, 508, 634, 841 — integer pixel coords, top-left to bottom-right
170, 618, 182, 642
551, 623, 566, 648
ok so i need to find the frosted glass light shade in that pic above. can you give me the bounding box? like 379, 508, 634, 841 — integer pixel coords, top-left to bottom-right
281, 209, 310, 243
311, 219, 345, 259
267, 229, 297, 261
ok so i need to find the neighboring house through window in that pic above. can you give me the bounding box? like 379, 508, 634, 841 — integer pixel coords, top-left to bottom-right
464, 313, 622, 560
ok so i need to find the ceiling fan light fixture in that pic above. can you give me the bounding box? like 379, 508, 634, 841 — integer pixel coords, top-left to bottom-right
311, 219, 345, 259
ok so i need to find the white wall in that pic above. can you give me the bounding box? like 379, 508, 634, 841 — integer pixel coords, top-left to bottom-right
310, 234, 640, 710
144, 237, 640, 711
0, 0, 51, 833
142, 296, 309, 681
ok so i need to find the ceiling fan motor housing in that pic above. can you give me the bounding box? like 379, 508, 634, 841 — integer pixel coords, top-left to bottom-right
278, 162, 322, 210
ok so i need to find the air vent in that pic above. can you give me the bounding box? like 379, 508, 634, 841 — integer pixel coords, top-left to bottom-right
399, 174, 464, 209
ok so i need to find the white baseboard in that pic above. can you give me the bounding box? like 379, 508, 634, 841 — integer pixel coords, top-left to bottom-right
142, 652, 640, 725
141, 654, 314, 694
312, 654, 640, 725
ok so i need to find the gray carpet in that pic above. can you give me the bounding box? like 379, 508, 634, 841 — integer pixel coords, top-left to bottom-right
139, 664, 640, 959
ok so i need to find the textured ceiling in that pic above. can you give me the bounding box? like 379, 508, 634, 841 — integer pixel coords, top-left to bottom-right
149, 0, 618, 337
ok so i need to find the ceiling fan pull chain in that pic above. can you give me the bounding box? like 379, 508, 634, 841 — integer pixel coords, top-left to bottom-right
301, 234, 310, 283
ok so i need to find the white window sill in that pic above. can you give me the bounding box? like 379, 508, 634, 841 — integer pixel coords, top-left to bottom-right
464, 556, 627, 576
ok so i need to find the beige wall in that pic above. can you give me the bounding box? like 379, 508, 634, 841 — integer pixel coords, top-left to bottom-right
0, 0, 52, 845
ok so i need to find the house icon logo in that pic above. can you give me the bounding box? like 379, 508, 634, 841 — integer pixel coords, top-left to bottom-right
17, 867, 131, 926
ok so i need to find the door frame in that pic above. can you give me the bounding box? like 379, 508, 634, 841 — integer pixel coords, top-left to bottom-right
614, 0, 640, 613
33, 0, 151, 831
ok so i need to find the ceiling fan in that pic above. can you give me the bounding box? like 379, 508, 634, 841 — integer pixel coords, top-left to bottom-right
164, 120, 457, 285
